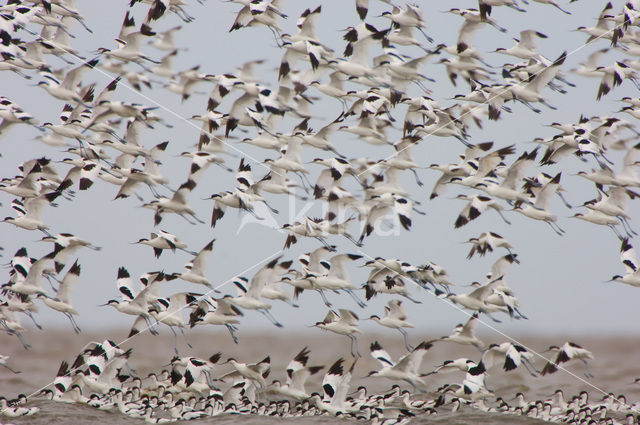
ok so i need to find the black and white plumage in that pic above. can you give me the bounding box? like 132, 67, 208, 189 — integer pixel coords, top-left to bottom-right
266, 346, 323, 400
610, 238, 640, 287
440, 313, 484, 350
464, 232, 515, 259
453, 194, 510, 228
313, 309, 362, 357
178, 238, 216, 287
38, 259, 82, 333
132, 229, 195, 258
366, 340, 433, 389
481, 342, 538, 376
309, 357, 356, 415
541, 342, 594, 378
189, 296, 243, 343
227, 257, 288, 328
369, 299, 415, 350
1, 0, 637, 422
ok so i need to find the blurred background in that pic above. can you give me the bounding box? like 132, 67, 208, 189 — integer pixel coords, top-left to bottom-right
0, 0, 637, 353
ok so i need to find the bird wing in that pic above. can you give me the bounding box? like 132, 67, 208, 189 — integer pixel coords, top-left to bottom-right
79, 161, 100, 190
363, 202, 392, 235
117, 267, 137, 301
460, 313, 479, 337
218, 369, 243, 382
456, 195, 490, 228
564, 341, 592, 359
463, 141, 493, 160
338, 308, 359, 326
290, 367, 316, 392
62, 58, 99, 90
457, 20, 481, 48
131, 278, 157, 307
285, 347, 309, 387
350, 37, 375, 67
308, 246, 331, 273
167, 292, 199, 314
296, 5, 322, 40
114, 175, 144, 199
247, 257, 281, 297
94, 76, 121, 107
321, 309, 339, 324
503, 344, 522, 370
331, 360, 354, 408
24, 196, 49, 221
490, 254, 518, 282
235, 158, 255, 191
595, 1, 614, 30
216, 297, 243, 316
56, 260, 81, 304
251, 356, 271, 375
114, 152, 135, 170
128, 315, 146, 337
326, 254, 349, 280
314, 168, 336, 199
619, 142, 640, 181
476, 145, 515, 177
286, 347, 310, 376
393, 195, 413, 230
502, 148, 537, 190
189, 239, 215, 274
369, 341, 395, 368
620, 238, 639, 274
229, 5, 252, 30
533, 172, 561, 210
518, 29, 544, 51
386, 299, 407, 320
9, 248, 31, 279
157, 230, 179, 247
24, 252, 55, 289
530, 51, 567, 94
396, 341, 432, 374
322, 358, 344, 402
467, 282, 494, 302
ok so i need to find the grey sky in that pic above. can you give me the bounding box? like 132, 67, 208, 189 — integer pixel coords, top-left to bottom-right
0, 0, 638, 345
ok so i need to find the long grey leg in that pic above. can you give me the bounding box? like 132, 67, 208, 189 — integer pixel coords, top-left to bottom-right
317, 290, 332, 307
225, 324, 239, 344
26, 311, 43, 330
399, 328, 413, 351
410, 168, 423, 186
495, 209, 511, 225
170, 326, 180, 356
345, 289, 366, 308
582, 359, 594, 378
259, 309, 283, 328
353, 334, 361, 357
0, 363, 21, 374
348, 334, 356, 358
66, 312, 81, 334
401, 293, 422, 304
179, 327, 193, 349
546, 221, 564, 236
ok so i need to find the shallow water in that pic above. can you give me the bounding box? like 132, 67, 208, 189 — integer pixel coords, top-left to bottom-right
2, 330, 640, 424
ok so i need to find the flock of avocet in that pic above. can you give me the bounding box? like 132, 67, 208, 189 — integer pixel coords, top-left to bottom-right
1, 0, 640, 423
